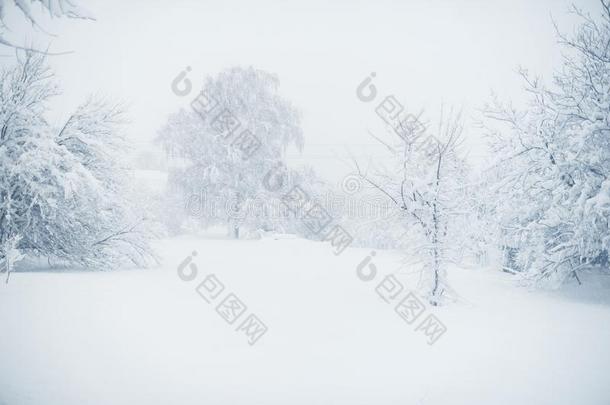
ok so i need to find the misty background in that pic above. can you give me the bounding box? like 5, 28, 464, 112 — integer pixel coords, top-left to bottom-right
0, 0, 593, 178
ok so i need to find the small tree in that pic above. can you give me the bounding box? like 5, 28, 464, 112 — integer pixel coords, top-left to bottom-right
357, 108, 469, 305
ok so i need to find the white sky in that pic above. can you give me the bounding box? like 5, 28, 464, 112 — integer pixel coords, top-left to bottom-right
0, 0, 599, 181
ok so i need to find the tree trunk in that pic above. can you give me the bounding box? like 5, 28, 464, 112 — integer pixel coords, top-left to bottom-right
430, 150, 443, 306
431, 201, 441, 306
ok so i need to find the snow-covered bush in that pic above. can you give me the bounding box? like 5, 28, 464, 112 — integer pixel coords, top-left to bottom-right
0, 52, 157, 268
0, 235, 24, 283
484, 2, 610, 286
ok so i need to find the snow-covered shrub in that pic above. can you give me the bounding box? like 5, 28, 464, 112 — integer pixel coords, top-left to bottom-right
0, 52, 157, 268
0, 235, 24, 283
484, 2, 610, 286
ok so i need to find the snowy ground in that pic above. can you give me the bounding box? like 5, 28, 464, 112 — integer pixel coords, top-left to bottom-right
1, 235, 610, 405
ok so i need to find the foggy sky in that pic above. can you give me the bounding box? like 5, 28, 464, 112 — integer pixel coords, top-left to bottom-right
0, 0, 598, 179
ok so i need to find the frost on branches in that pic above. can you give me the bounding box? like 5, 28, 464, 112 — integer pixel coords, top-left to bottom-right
0, 52, 157, 271
0, 0, 93, 52
485, 1, 610, 287
356, 108, 470, 305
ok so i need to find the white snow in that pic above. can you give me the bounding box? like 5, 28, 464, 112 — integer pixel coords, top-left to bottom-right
1, 236, 609, 405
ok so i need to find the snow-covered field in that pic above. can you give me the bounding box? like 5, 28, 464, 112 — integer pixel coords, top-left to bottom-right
1, 236, 609, 405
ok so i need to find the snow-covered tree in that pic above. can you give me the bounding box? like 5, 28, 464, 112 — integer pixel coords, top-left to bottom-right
485, 1, 610, 286
356, 108, 470, 305
157, 66, 304, 238
0, 52, 156, 269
